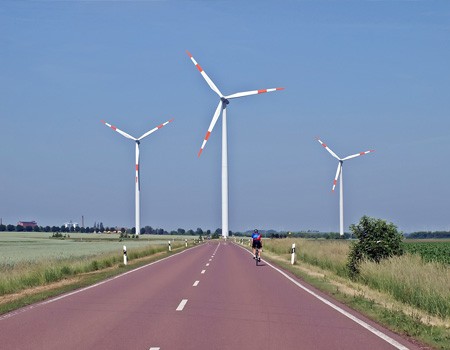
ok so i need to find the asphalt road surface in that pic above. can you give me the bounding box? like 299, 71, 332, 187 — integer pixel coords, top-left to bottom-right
0, 242, 423, 349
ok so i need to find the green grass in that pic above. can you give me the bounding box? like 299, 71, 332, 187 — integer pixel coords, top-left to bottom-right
403, 240, 450, 264
263, 238, 450, 320
0, 232, 192, 296
252, 239, 450, 350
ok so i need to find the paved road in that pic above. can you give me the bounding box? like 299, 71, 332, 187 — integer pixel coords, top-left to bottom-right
0, 242, 422, 349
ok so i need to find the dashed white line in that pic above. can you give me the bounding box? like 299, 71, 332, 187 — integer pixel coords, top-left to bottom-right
206, 263, 210, 266
0, 244, 202, 321
193, 280, 200, 287
209, 259, 212, 261
149, 347, 160, 350
176, 299, 188, 311
201, 270, 206, 274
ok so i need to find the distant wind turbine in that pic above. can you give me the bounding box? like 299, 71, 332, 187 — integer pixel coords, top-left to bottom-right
101, 119, 173, 235
187, 50, 283, 239
316, 137, 374, 236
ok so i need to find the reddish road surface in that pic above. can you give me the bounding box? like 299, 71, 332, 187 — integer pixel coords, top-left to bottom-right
0, 242, 422, 349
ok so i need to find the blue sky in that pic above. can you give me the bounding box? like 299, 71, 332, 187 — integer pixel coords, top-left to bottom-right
1, 0, 449, 233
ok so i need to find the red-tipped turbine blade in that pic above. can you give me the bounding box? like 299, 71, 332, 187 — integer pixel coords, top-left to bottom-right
138, 118, 174, 141
186, 50, 223, 98
342, 149, 375, 161
225, 87, 284, 100
316, 137, 341, 161
198, 101, 222, 157
101, 120, 136, 141
332, 162, 342, 192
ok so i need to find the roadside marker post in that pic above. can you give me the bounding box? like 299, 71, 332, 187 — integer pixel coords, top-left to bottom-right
168, 241, 172, 252
123, 245, 127, 265
185, 239, 188, 247
291, 243, 296, 265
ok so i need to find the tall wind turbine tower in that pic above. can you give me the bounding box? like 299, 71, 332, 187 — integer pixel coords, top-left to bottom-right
317, 137, 374, 236
187, 51, 283, 239
102, 119, 173, 235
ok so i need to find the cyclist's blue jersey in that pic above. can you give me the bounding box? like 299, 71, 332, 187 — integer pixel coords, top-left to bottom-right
252, 233, 261, 241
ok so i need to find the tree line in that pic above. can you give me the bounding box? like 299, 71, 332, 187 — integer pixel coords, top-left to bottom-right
405, 231, 450, 239
0, 224, 227, 237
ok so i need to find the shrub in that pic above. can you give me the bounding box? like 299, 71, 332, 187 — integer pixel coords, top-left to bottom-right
347, 216, 403, 277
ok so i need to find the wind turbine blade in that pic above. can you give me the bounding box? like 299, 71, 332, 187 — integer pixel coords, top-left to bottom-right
332, 162, 342, 192
138, 118, 174, 140
225, 87, 284, 99
186, 50, 223, 98
342, 149, 375, 161
101, 120, 136, 141
198, 101, 222, 157
316, 137, 341, 160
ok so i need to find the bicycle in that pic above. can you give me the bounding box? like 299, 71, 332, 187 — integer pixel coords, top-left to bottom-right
255, 247, 261, 266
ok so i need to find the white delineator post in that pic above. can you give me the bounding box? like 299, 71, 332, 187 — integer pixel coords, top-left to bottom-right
168, 240, 171, 252
185, 239, 188, 247
222, 107, 229, 240
123, 245, 127, 265
291, 243, 296, 265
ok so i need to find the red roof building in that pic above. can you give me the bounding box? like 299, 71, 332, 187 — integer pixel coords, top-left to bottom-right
17, 221, 38, 228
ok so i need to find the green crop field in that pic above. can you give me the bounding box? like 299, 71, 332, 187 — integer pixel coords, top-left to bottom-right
403, 240, 450, 264
0, 232, 194, 267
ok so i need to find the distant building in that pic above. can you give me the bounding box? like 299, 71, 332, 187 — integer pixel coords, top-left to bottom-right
17, 221, 38, 228
64, 221, 79, 229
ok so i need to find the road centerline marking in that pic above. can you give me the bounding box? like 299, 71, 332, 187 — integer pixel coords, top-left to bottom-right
193, 280, 200, 287
206, 263, 210, 266
201, 269, 206, 274
176, 299, 188, 311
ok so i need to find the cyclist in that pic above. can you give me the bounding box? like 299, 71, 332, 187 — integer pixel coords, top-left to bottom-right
251, 229, 262, 261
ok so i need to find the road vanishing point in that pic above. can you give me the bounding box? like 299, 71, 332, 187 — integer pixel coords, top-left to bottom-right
0, 242, 421, 350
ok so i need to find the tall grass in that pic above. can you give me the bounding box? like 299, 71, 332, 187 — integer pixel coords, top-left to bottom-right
264, 238, 349, 276
0, 244, 175, 296
359, 254, 450, 318
263, 238, 450, 320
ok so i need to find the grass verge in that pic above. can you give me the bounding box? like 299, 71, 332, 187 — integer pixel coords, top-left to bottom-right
0, 244, 190, 316
239, 240, 449, 350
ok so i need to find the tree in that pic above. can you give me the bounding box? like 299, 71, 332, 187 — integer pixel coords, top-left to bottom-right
7, 224, 15, 231
140, 228, 145, 235
347, 216, 404, 277
177, 228, 185, 235
33, 226, 41, 232
196, 228, 204, 236
16, 225, 24, 232
0, 224, 6, 232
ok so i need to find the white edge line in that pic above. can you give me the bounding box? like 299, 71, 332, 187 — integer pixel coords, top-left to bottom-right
0, 244, 203, 321
193, 280, 200, 287
176, 299, 188, 311
235, 243, 410, 350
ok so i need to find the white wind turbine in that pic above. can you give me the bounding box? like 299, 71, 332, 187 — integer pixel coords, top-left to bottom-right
187, 50, 283, 239
101, 119, 173, 235
316, 137, 374, 236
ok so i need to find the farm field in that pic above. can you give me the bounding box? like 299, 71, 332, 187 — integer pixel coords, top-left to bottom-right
0, 232, 196, 266
403, 240, 450, 264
